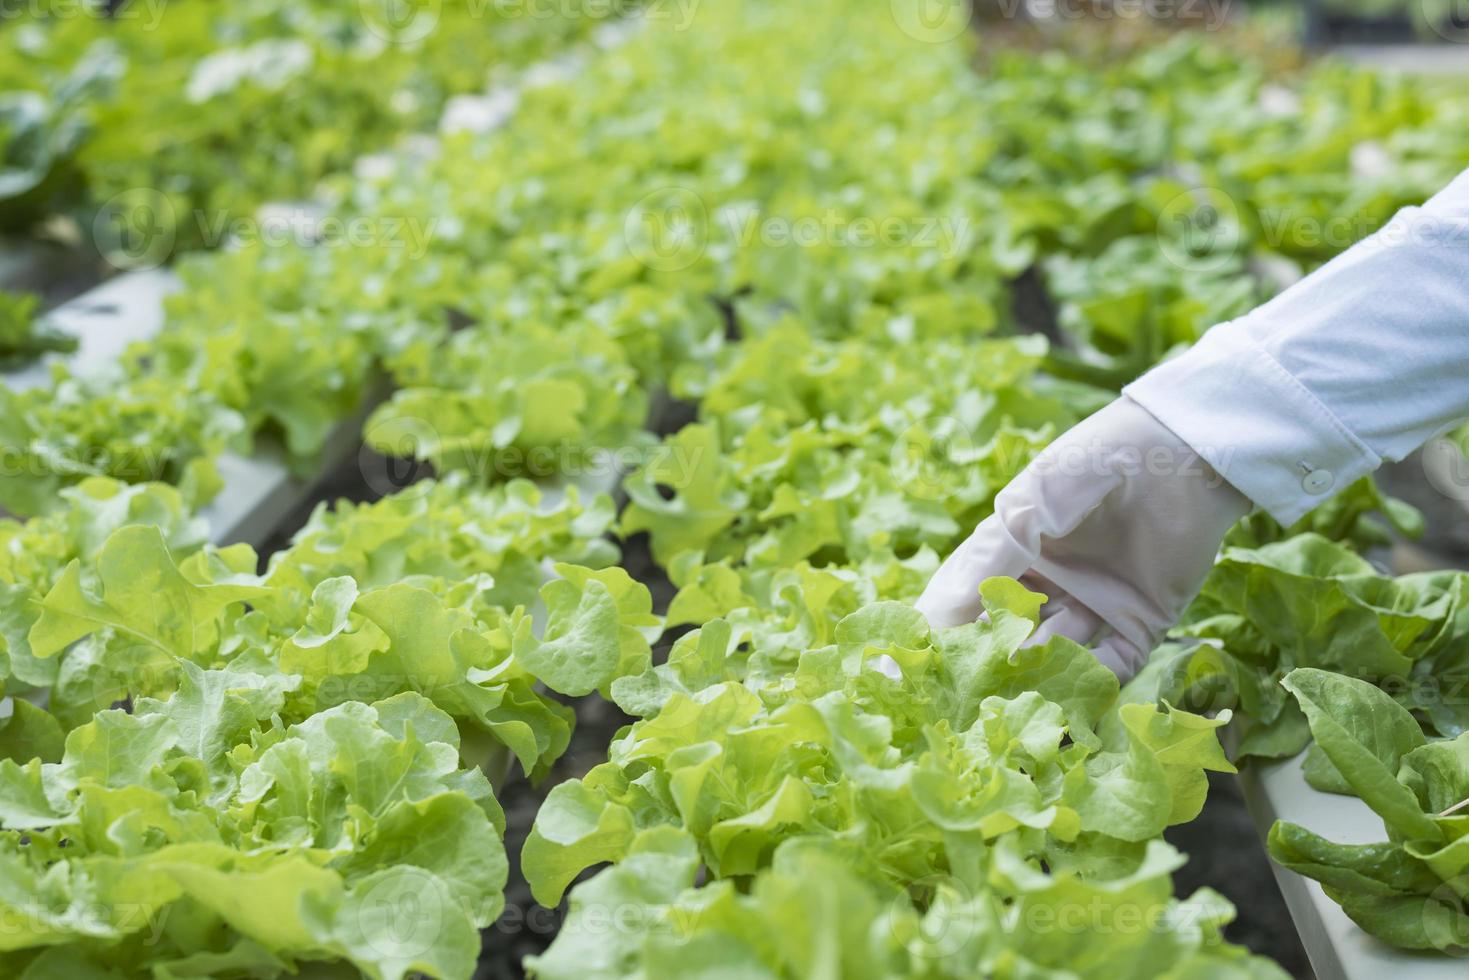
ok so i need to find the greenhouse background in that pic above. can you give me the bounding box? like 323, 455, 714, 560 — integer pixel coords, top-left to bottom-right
2, 0, 1469, 978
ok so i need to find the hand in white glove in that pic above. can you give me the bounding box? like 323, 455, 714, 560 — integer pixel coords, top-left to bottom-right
915, 395, 1251, 680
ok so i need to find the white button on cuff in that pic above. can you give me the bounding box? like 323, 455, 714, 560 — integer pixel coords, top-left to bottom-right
1302, 469, 1334, 495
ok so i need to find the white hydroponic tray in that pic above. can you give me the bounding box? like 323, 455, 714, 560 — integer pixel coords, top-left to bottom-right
0, 267, 377, 548
1238, 753, 1466, 980
4, 267, 179, 394
0, 33, 642, 544
1336, 46, 1469, 76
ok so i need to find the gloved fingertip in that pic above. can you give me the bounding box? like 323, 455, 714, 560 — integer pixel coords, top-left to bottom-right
1024, 599, 1104, 650
913, 593, 983, 630
1092, 635, 1150, 683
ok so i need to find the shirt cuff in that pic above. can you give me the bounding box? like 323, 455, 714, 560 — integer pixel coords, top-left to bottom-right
1123, 327, 1381, 526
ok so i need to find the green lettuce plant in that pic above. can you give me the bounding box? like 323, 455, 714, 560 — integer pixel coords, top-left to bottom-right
1269, 669, 1469, 952
524, 583, 1284, 978
0, 685, 507, 979
0, 290, 76, 369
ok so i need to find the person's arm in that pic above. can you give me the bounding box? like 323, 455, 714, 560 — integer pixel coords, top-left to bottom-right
1127, 169, 1469, 526
916, 170, 1469, 679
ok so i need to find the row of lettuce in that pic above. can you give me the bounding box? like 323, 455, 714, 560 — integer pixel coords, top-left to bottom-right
0, 6, 646, 979
0, 0, 604, 248
0, 0, 607, 409
9, 4, 1469, 517
3, 0, 1469, 975
0, 472, 684, 977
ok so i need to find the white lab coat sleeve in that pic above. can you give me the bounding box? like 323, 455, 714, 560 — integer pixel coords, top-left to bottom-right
1124, 168, 1469, 526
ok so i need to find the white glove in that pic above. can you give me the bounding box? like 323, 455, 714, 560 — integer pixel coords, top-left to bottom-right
915, 395, 1251, 680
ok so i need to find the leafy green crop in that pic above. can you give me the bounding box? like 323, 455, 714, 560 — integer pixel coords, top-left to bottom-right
0, 479, 208, 760
0, 474, 644, 973
0, 0, 598, 246
367, 321, 652, 482
3, 480, 639, 781
0, 686, 507, 979
7, 0, 1465, 521
530, 830, 1285, 980
623, 324, 1106, 569
0, 367, 241, 517
523, 584, 1286, 977
1268, 669, 1469, 951
0, 290, 76, 369
5, 0, 1469, 970
1145, 531, 1469, 762
526, 589, 1225, 901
